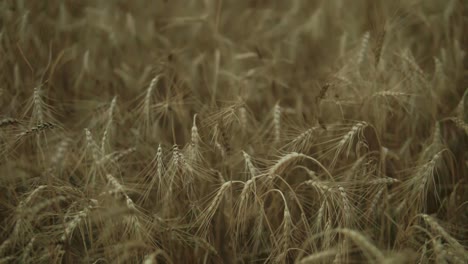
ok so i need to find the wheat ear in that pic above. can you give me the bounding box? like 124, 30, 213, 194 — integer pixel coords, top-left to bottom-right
61, 201, 97, 242
144, 75, 161, 123
33, 86, 44, 123
242, 151, 258, 178
85, 128, 102, 162
357, 31, 370, 66
17, 122, 55, 138
101, 96, 117, 153
421, 214, 466, 257
197, 181, 235, 236
274, 102, 281, 144
0, 118, 20, 128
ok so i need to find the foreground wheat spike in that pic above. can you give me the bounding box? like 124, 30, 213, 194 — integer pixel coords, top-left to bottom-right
191, 114, 199, 147
0, 118, 20, 128
373, 28, 385, 67
106, 174, 128, 199
277, 206, 292, 263
85, 128, 102, 162
399, 150, 446, 215
144, 75, 161, 121
367, 177, 400, 185
357, 31, 370, 66
329, 122, 368, 168
98, 147, 136, 165
105, 174, 148, 241
338, 186, 352, 227
273, 102, 282, 144
239, 106, 248, 132
285, 126, 318, 152
242, 151, 258, 178
197, 181, 235, 236
17, 122, 55, 138
61, 200, 97, 242
368, 187, 385, 217
101, 96, 117, 153
140, 144, 165, 204
33, 86, 44, 124
235, 177, 257, 237
448, 117, 468, 135
187, 113, 202, 163
420, 214, 467, 259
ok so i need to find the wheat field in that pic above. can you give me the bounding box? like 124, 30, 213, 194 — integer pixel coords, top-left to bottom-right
0, 0, 467, 263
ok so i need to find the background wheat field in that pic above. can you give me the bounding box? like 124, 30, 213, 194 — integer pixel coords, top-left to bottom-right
0, 0, 467, 263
